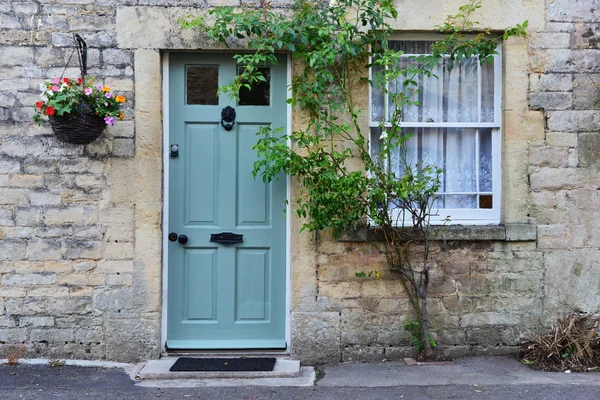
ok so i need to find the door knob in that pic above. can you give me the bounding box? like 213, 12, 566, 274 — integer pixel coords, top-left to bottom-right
177, 234, 188, 244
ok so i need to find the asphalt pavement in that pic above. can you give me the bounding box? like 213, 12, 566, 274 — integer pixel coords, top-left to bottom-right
1, 356, 599, 400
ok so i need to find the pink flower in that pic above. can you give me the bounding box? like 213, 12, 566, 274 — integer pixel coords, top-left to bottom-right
97, 85, 103, 91
84, 88, 93, 95
53, 78, 60, 84
104, 116, 115, 126
51, 85, 60, 92
105, 92, 112, 98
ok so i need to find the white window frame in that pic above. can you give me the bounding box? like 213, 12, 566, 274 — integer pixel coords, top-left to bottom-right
369, 36, 502, 226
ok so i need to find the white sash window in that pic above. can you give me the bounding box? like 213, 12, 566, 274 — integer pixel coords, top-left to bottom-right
370, 40, 502, 225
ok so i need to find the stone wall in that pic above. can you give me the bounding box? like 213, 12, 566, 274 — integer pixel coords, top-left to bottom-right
0, 0, 598, 365
289, 0, 600, 364
0, 0, 161, 362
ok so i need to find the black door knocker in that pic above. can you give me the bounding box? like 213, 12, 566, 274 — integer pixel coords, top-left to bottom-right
221, 106, 236, 131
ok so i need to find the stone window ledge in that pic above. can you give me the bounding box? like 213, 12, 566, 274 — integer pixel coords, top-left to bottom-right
338, 224, 537, 242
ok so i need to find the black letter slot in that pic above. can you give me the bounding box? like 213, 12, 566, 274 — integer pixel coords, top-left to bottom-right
210, 232, 243, 246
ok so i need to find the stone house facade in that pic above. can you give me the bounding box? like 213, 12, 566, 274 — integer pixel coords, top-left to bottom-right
0, 0, 598, 364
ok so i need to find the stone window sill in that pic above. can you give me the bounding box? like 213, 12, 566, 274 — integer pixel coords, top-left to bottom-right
338, 224, 537, 242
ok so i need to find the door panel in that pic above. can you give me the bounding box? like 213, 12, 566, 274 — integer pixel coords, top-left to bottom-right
168, 53, 287, 349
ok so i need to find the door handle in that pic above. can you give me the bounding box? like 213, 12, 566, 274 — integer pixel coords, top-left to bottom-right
168, 232, 188, 244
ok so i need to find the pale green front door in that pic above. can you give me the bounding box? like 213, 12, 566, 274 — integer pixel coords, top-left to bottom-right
167, 53, 287, 349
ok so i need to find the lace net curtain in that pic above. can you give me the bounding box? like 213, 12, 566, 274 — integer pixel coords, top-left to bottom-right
371, 41, 495, 209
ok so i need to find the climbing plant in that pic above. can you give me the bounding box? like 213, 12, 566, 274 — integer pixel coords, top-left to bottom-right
181, 0, 527, 357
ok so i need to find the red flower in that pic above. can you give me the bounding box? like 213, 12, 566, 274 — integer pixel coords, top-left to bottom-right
35, 101, 43, 109
46, 106, 55, 116
63, 78, 69, 84
77, 78, 83, 85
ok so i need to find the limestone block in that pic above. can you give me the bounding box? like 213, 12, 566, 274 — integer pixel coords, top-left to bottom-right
543, 249, 600, 314
0, 189, 29, 205
68, 15, 116, 32
0, 287, 26, 297
64, 240, 102, 260
0, 328, 28, 343
33, 225, 73, 238
0, 46, 34, 66
546, 49, 600, 73
97, 260, 132, 276
106, 120, 134, 138
461, 312, 520, 327
545, 131, 577, 147
26, 239, 63, 261
103, 242, 133, 260
29, 191, 62, 206
73, 225, 103, 240
0, 239, 26, 260
574, 23, 600, 49
93, 288, 134, 314
18, 316, 55, 327
573, 74, 600, 109
361, 279, 406, 298
578, 133, 600, 166
531, 32, 571, 49
30, 328, 75, 343
342, 346, 386, 363
2, 273, 56, 286
112, 138, 135, 157
57, 273, 103, 287
106, 158, 162, 203
3, 227, 33, 239
504, 224, 537, 242
544, 22, 574, 33
44, 206, 98, 225
319, 281, 361, 299
530, 167, 599, 190
291, 311, 341, 365
104, 317, 161, 362
135, 201, 162, 230
529, 92, 572, 110
548, 0, 600, 22
101, 207, 134, 242
105, 273, 133, 286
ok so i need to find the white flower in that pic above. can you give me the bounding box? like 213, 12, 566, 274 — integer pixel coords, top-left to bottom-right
39, 82, 46, 92
41, 95, 48, 102
46, 90, 53, 96
380, 131, 387, 140
329, 0, 337, 7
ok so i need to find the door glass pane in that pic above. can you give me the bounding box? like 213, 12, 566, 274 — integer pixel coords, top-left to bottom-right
187, 65, 219, 105
238, 67, 270, 106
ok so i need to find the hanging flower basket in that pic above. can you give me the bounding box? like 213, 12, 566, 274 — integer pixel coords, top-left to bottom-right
48, 107, 106, 145
33, 77, 126, 145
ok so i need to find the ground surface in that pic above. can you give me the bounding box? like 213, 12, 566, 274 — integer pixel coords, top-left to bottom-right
1, 357, 600, 399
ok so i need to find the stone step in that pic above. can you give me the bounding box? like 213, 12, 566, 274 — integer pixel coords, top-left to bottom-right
137, 358, 301, 380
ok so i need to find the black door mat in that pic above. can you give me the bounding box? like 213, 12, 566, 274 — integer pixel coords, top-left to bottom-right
169, 357, 277, 372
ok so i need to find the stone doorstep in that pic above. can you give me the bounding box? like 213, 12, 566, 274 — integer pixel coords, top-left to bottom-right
137, 358, 301, 380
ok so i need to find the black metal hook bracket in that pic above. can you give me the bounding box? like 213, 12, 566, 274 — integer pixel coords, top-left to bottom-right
74, 34, 88, 78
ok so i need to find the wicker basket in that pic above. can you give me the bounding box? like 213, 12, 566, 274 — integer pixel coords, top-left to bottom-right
49, 109, 106, 145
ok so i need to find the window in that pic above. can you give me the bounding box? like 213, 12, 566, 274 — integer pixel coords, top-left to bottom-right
370, 40, 501, 224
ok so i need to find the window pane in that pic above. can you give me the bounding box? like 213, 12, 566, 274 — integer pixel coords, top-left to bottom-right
481, 60, 495, 122
435, 194, 478, 209
385, 40, 492, 124
378, 127, 493, 210
479, 128, 493, 192
187, 66, 219, 105
371, 66, 385, 122
238, 67, 270, 106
